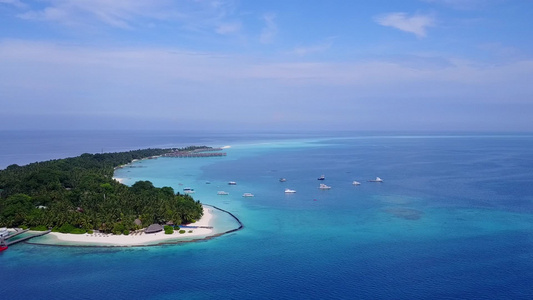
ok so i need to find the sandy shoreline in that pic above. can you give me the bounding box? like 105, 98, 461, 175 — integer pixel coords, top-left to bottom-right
45, 206, 214, 246
113, 177, 124, 183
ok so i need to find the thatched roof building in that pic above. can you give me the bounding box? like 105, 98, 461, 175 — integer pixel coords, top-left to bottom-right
145, 224, 163, 234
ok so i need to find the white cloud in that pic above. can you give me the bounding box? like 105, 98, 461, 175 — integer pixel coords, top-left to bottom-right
1, 40, 532, 131
14, 0, 239, 32
290, 38, 334, 56
215, 22, 241, 35
0, 0, 26, 8
16, 0, 176, 29
259, 13, 277, 44
421, 0, 495, 10
2, 40, 532, 102
375, 12, 435, 38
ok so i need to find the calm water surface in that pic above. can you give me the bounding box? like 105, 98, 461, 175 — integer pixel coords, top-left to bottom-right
1, 131, 533, 299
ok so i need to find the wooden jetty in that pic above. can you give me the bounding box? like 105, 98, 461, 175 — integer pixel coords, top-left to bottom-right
164, 147, 227, 158
3, 229, 51, 247
4, 228, 29, 239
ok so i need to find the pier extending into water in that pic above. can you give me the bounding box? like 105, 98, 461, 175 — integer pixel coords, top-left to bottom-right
164, 147, 227, 158
2, 229, 51, 247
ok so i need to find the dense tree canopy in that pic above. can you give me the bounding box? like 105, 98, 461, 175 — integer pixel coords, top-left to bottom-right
0, 148, 203, 234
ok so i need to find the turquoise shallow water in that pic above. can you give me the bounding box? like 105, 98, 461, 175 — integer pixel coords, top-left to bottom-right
1, 132, 533, 299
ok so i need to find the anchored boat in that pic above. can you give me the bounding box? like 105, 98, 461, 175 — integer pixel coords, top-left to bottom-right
183, 187, 195, 194
319, 184, 331, 190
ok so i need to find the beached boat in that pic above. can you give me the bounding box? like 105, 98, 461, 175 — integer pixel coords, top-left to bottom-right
318, 175, 325, 180
284, 188, 296, 193
319, 183, 331, 190
352, 181, 361, 185
0, 227, 8, 238
228, 181, 237, 185
368, 177, 383, 182
279, 178, 287, 182
217, 191, 229, 195
242, 193, 254, 197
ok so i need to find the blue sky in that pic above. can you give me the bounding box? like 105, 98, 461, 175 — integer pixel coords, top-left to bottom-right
1, 0, 532, 132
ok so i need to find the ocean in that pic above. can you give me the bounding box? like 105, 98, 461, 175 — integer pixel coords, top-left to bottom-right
1, 130, 533, 299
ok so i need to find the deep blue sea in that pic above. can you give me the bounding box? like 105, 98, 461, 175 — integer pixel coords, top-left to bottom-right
1, 130, 533, 299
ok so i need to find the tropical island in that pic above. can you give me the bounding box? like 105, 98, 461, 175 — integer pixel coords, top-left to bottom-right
0, 147, 213, 240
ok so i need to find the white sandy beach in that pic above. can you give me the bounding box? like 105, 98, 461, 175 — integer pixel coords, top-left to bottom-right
47, 206, 214, 246
112, 177, 124, 183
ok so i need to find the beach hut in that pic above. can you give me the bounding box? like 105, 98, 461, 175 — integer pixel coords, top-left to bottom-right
145, 224, 163, 234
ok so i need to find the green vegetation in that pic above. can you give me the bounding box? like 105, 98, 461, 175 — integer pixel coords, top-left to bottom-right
0, 148, 203, 233
180, 146, 210, 151
31, 225, 48, 231
164, 225, 174, 234
58, 223, 86, 234
179, 230, 186, 234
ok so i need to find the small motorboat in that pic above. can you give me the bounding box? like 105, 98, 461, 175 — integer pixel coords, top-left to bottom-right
284, 188, 296, 193
368, 177, 383, 182
217, 191, 229, 195
352, 181, 361, 185
279, 178, 287, 182
319, 184, 331, 190
228, 181, 237, 185
183, 187, 195, 194
317, 175, 325, 180
242, 193, 254, 197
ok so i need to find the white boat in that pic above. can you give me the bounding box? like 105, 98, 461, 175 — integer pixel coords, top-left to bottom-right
352, 181, 361, 185
242, 193, 254, 197
0, 227, 9, 238
228, 181, 237, 185
319, 183, 331, 190
279, 178, 287, 182
284, 188, 296, 193
183, 187, 195, 194
318, 175, 325, 180
217, 191, 229, 195
368, 177, 383, 182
